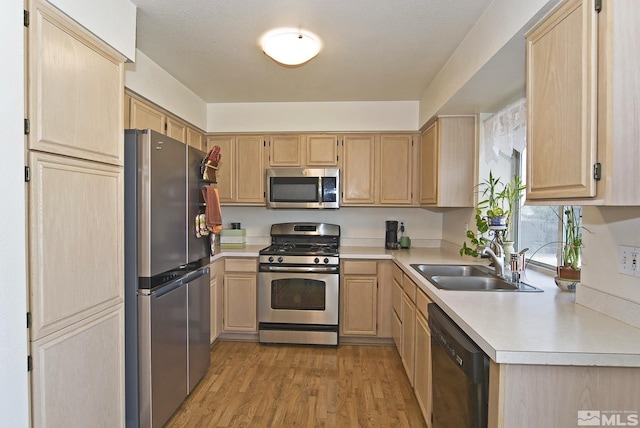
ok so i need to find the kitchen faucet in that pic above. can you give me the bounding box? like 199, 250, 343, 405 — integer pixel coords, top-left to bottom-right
478, 242, 505, 278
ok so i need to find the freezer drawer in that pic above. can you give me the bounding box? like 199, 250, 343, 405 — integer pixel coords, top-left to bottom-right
138, 279, 188, 428
136, 266, 210, 427
187, 269, 211, 391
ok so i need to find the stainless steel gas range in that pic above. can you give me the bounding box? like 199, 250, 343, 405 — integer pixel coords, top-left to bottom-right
258, 222, 340, 346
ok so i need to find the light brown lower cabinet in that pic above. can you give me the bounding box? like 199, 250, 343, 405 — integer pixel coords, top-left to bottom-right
414, 307, 432, 427
488, 361, 640, 428
223, 258, 257, 332
210, 260, 222, 343
391, 264, 404, 353
341, 260, 378, 336
30, 305, 125, 427
401, 291, 416, 386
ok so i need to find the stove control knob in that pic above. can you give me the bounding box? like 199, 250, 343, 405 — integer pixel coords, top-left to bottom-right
277, 257, 284, 263
268, 256, 274, 263
314, 257, 320, 264
324, 258, 329, 264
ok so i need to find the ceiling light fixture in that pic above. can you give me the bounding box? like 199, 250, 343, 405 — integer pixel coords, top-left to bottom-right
260, 28, 322, 66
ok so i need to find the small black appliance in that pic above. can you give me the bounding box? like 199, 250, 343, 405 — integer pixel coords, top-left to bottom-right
385, 220, 399, 249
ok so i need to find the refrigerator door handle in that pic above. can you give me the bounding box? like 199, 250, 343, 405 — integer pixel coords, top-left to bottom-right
183, 267, 210, 283
149, 277, 185, 297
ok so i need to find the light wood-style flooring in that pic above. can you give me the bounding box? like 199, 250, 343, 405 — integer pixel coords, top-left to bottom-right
166, 341, 427, 427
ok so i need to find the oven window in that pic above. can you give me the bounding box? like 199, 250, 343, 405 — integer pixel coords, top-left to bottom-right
271, 278, 326, 310
270, 177, 319, 202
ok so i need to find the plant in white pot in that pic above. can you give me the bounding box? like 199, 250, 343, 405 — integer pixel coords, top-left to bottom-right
460, 172, 525, 260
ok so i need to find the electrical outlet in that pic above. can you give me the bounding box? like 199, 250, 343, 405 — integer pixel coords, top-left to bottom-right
618, 245, 640, 277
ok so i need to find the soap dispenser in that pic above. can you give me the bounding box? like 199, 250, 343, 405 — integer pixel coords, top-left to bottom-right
399, 222, 411, 248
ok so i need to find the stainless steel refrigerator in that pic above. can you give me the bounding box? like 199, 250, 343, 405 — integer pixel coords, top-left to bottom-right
124, 129, 211, 428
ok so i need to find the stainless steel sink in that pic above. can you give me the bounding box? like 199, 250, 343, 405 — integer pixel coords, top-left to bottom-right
410, 264, 543, 292
411, 264, 493, 278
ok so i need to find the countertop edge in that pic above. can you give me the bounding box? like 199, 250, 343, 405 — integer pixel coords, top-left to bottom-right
210, 245, 640, 367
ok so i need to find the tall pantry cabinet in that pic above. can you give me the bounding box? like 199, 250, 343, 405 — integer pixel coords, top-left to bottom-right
26, 1, 126, 426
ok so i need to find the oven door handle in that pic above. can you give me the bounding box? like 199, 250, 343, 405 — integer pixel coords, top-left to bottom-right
260, 265, 339, 274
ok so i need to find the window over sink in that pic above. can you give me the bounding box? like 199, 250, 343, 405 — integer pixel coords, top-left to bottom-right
481, 100, 580, 271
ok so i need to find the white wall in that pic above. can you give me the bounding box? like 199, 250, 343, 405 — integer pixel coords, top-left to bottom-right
207, 101, 419, 133
418, 0, 561, 127
578, 207, 640, 327
219, 207, 443, 248
49, 0, 136, 60
0, 1, 29, 426
125, 50, 209, 130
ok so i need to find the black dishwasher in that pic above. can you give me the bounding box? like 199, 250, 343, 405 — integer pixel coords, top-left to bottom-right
428, 303, 489, 428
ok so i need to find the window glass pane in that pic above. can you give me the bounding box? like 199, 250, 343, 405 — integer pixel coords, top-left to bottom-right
519, 205, 560, 266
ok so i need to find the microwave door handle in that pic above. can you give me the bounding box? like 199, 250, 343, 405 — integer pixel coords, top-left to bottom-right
318, 176, 323, 202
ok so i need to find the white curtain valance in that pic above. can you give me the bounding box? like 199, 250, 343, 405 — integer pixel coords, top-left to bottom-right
483, 98, 526, 163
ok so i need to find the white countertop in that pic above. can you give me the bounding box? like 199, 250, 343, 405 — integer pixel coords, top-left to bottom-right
212, 245, 640, 367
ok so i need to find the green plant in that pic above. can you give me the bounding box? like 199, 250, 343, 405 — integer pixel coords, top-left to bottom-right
500, 175, 526, 240
460, 208, 489, 257
477, 171, 505, 218
560, 206, 583, 270
460, 171, 525, 257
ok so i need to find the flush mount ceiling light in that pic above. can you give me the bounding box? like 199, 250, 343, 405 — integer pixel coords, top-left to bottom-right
260, 28, 322, 66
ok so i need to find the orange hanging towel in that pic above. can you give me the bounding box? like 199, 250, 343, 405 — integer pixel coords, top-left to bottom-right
201, 184, 222, 234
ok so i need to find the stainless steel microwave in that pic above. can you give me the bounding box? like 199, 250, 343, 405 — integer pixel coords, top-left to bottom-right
266, 168, 339, 209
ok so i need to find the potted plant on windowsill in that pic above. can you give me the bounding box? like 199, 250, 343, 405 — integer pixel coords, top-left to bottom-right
554, 206, 583, 292
460, 172, 525, 259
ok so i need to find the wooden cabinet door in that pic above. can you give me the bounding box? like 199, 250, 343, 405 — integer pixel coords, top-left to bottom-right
342, 275, 378, 336
28, 151, 124, 340
223, 273, 257, 332
392, 311, 402, 356
526, 0, 598, 200
235, 135, 265, 204
29, 0, 124, 166
166, 116, 187, 143
129, 97, 166, 135
420, 122, 438, 205
306, 134, 339, 166
420, 117, 475, 207
392, 273, 403, 320
341, 135, 376, 205
206, 135, 234, 202
391, 269, 403, 355
269, 135, 302, 167
401, 292, 416, 386
210, 261, 222, 344
187, 127, 204, 151
415, 311, 432, 427
379, 134, 413, 205
30, 305, 125, 428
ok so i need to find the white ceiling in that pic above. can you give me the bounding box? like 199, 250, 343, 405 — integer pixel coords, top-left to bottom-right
129, 0, 496, 104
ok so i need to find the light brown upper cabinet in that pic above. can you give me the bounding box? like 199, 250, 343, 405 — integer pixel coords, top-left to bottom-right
267, 134, 339, 167
268, 134, 303, 167
207, 135, 265, 205
29, 3, 125, 166
126, 90, 206, 151
419, 116, 476, 207
186, 126, 205, 151
306, 134, 339, 167
341, 133, 418, 206
341, 134, 377, 205
129, 97, 166, 135
166, 116, 187, 144
526, 0, 640, 205
378, 134, 416, 205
